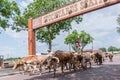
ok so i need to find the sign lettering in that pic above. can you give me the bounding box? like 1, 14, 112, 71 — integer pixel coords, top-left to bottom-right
32, 0, 119, 29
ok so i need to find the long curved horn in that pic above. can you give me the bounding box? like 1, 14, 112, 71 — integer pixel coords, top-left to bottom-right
52, 57, 59, 63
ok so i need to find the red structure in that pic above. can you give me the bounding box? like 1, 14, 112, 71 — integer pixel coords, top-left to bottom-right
28, 19, 36, 55
28, 0, 120, 55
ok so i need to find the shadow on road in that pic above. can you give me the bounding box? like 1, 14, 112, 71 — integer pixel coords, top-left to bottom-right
25, 64, 120, 80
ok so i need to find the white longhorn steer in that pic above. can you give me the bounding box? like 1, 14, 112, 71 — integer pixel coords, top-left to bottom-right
13, 55, 50, 75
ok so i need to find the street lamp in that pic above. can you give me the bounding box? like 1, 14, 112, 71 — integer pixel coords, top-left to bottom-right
92, 41, 93, 51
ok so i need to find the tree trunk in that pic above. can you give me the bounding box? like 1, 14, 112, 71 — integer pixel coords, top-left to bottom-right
48, 41, 52, 50
47, 26, 52, 50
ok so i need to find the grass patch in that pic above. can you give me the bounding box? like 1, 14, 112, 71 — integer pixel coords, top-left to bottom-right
113, 53, 120, 56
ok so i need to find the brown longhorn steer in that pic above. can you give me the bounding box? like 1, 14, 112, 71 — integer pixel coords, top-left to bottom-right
106, 53, 113, 62
52, 50, 74, 75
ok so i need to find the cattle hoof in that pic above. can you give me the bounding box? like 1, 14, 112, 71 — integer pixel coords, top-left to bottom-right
52, 75, 56, 78
61, 73, 65, 76
29, 74, 32, 76
39, 73, 42, 76
74, 69, 77, 71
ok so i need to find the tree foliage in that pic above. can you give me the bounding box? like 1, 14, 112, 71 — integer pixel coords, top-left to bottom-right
0, 0, 20, 32
99, 46, 120, 53
4, 57, 21, 61
108, 46, 118, 53
99, 47, 107, 52
13, 0, 82, 50
79, 31, 94, 51
65, 30, 94, 52
64, 30, 79, 51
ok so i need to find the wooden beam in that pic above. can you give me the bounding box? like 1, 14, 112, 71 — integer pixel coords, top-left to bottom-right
28, 18, 36, 55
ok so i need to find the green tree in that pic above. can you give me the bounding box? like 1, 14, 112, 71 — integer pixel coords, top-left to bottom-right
13, 0, 82, 50
64, 30, 79, 51
117, 48, 120, 51
79, 31, 94, 51
0, 0, 20, 32
65, 30, 94, 52
108, 46, 117, 53
99, 47, 107, 52
5, 57, 21, 61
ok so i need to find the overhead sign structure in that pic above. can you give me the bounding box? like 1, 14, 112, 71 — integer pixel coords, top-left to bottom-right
32, 0, 120, 30
28, 0, 120, 55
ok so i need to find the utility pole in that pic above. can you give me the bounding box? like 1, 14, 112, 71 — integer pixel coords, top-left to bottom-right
68, 30, 71, 51
92, 41, 93, 51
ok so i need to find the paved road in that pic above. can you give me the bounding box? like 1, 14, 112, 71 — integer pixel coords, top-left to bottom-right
0, 68, 18, 74
0, 56, 120, 80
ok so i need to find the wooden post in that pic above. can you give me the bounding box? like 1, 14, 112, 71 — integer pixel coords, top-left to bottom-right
28, 18, 36, 55
28, 0, 120, 56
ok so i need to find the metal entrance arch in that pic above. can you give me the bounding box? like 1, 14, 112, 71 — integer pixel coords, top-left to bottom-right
28, 0, 120, 55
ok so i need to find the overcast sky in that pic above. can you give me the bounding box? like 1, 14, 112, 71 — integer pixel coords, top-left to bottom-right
0, 0, 120, 58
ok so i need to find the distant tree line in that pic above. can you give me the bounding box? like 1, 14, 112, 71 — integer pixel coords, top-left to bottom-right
99, 46, 120, 53
4, 57, 21, 61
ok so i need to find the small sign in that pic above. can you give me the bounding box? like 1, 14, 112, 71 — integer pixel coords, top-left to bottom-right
32, 17, 42, 29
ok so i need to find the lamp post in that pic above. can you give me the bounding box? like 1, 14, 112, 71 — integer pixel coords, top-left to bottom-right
68, 30, 71, 51
92, 41, 93, 51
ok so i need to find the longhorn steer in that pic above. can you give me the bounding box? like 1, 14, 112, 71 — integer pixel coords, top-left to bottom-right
106, 53, 113, 62
46, 56, 59, 76
94, 52, 103, 65
73, 52, 92, 71
51, 50, 74, 75
13, 55, 50, 75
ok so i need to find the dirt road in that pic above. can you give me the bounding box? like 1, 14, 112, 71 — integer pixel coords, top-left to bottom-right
0, 56, 120, 80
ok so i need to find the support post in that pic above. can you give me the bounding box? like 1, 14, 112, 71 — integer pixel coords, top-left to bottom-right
28, 18, 36, 55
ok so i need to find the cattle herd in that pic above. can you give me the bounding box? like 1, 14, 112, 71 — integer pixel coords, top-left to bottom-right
13, 50, 113, 77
